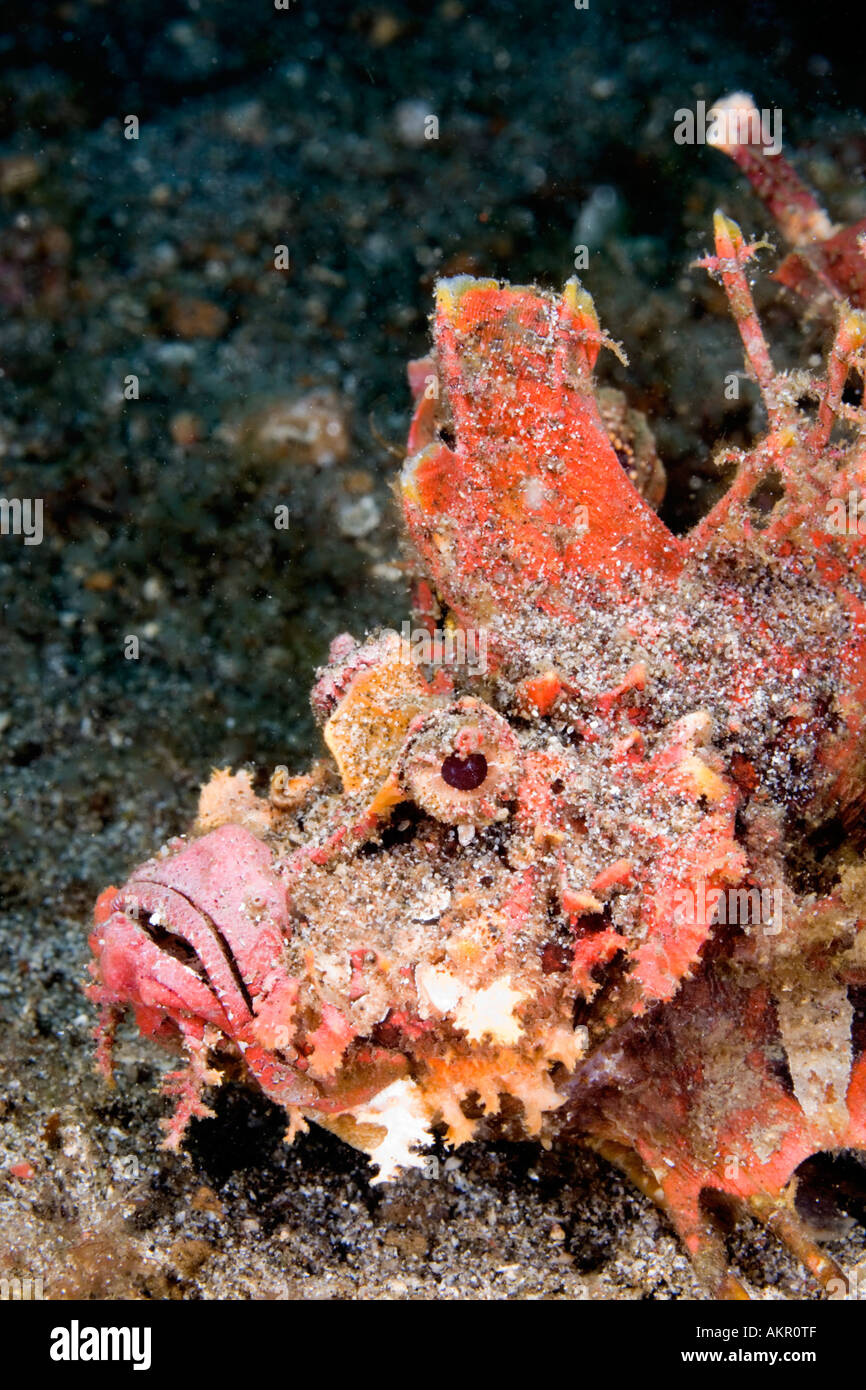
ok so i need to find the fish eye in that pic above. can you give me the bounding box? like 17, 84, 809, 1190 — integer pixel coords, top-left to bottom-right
399, 697, 521, 825
440, 751, 488, 791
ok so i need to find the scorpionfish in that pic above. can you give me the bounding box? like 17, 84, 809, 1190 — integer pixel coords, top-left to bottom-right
88, 110, 866, 1298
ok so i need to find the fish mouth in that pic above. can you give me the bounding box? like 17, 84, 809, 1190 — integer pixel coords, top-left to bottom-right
116, 879, 256, 1030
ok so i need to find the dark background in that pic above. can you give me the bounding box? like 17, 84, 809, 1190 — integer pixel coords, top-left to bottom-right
1, 0, 864, 1300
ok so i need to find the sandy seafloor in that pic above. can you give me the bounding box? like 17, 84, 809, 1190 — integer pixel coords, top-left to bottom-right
2, 0, 866, 1300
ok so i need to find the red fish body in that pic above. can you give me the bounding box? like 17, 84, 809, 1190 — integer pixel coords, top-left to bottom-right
88, 152, 866, 1296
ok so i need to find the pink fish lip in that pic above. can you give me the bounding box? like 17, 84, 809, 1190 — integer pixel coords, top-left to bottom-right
104, 879, 255, 1032
90, 823, 299, 1053
88, 825, 348, 1118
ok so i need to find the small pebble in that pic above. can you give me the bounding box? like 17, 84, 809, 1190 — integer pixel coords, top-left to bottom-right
394, 99, 434, 148
170, 411, 203, 446
0, 155, 43, 194
165, 296, 228, 340
239, 390, 350, 467
337, 494, 382, 538
84, 570, 114, 592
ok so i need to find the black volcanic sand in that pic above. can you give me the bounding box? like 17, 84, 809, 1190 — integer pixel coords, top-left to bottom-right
1, 0, 865, 1300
